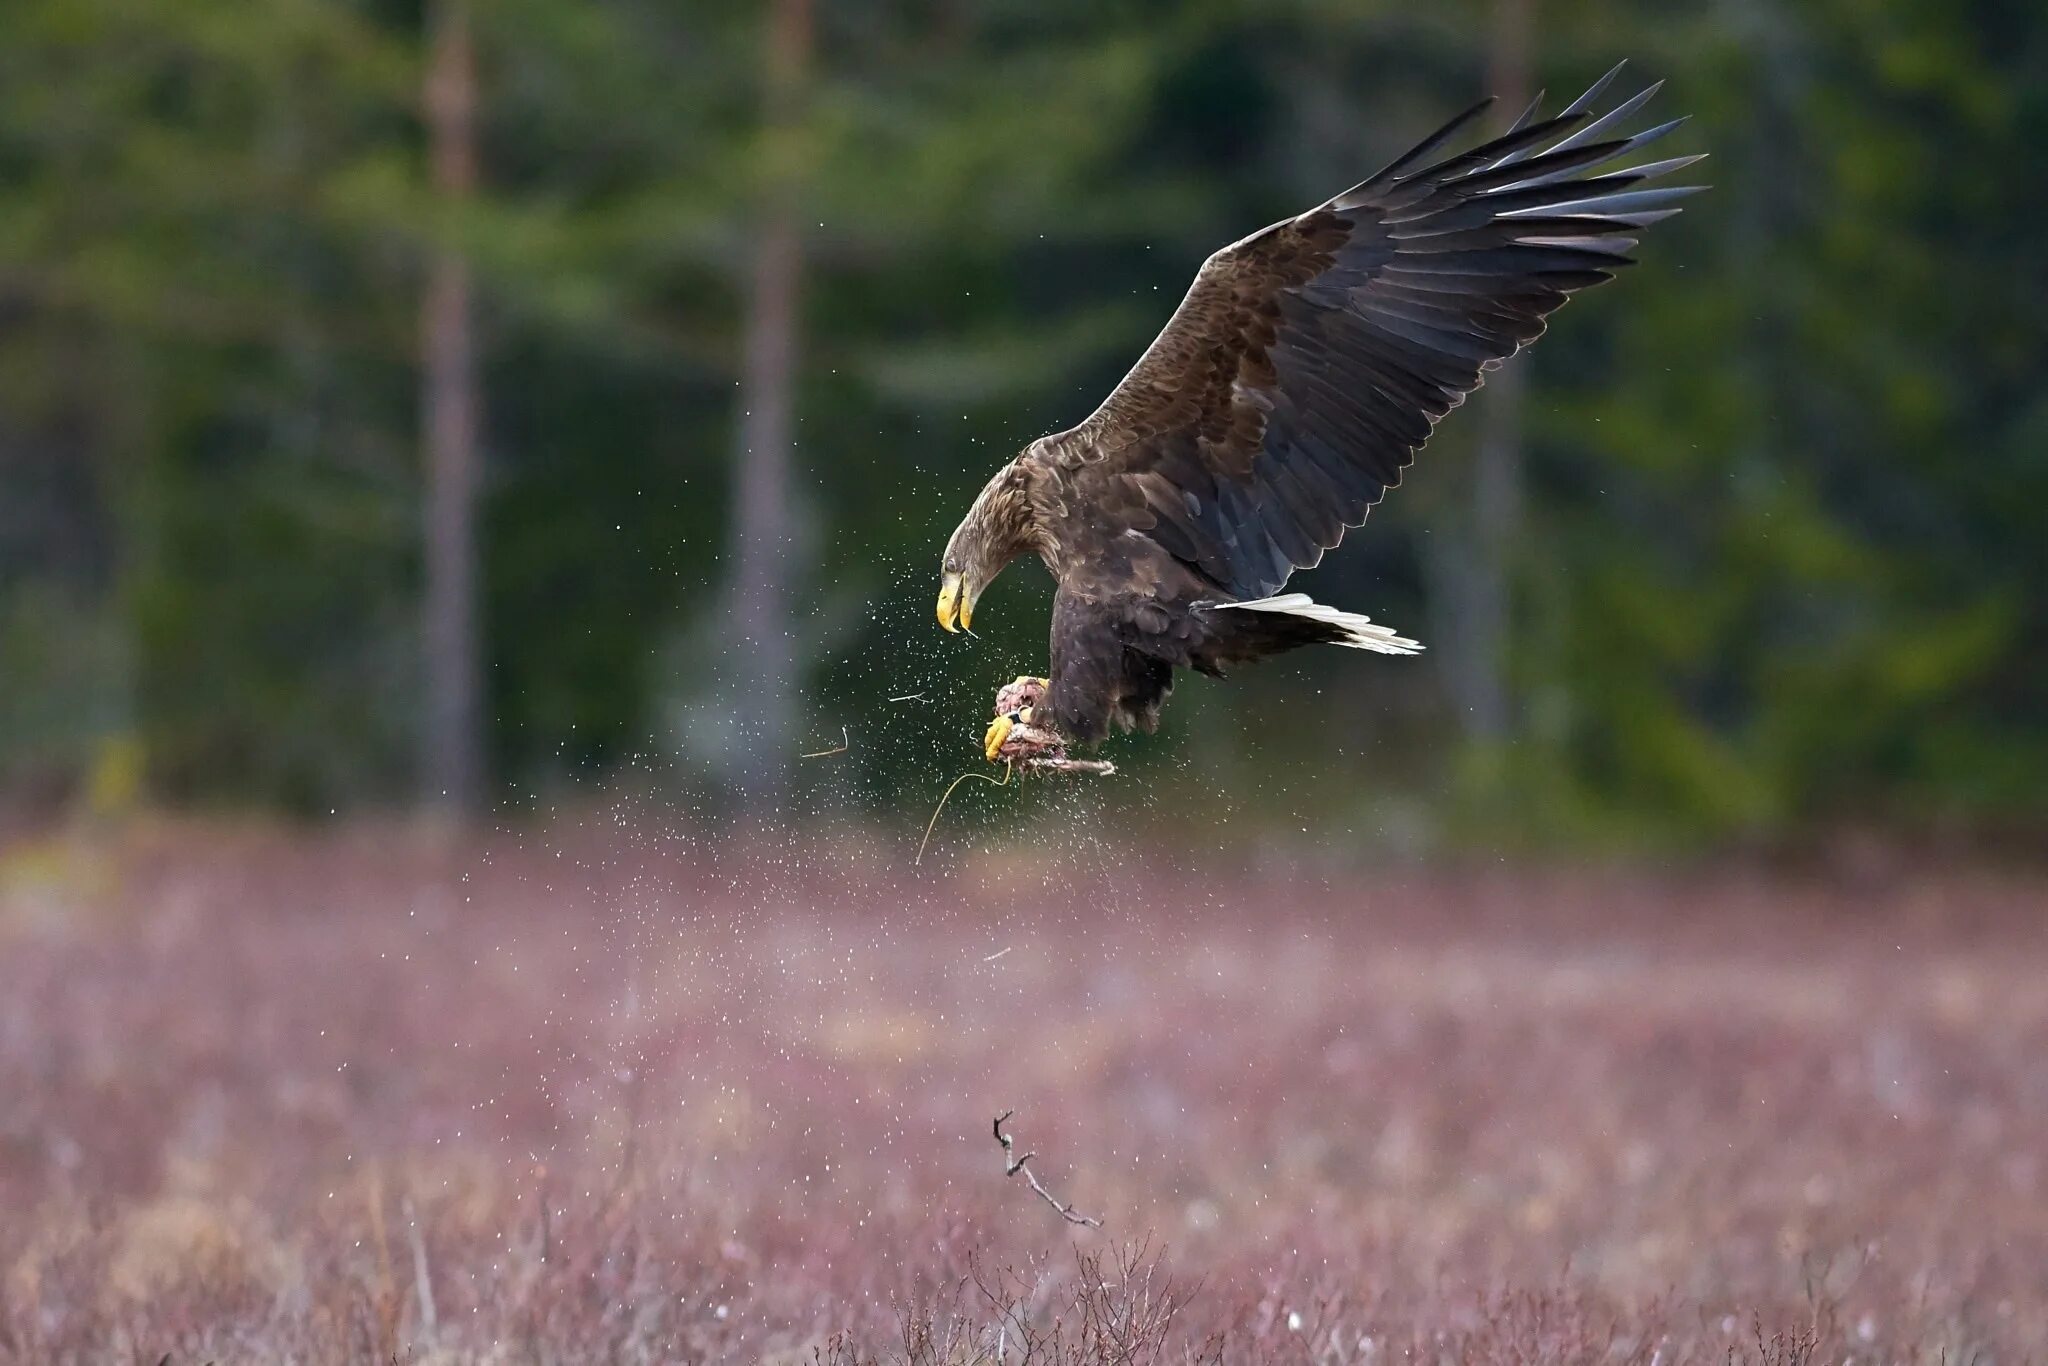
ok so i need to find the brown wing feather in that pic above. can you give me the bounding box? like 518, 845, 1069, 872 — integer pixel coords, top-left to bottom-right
1028, 68, 1702, 602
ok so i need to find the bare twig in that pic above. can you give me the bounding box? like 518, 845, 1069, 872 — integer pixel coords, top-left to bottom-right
981, 947, 1012, 963
914, 761, 1013, 867
887, 692, 926, 703
914, 733, 1115, 868
992, 1110, 1101, 1227
402, 1196, 438, 1334
364, 1165, 399, 1354
801, 725, 849, 759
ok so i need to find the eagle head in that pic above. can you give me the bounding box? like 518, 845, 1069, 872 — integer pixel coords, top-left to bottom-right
938, 461, 1038, 633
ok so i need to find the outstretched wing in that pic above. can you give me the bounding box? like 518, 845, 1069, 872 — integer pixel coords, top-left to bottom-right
1031, 66, 1702, 601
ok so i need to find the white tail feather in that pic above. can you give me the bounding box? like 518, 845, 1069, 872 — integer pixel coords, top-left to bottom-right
1207, 593, 1423, 655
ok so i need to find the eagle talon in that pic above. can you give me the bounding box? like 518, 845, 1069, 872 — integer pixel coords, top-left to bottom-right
983, 714, 1013, 762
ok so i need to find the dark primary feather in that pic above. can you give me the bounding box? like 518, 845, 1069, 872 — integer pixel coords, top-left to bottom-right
1025, 65, 1703, 603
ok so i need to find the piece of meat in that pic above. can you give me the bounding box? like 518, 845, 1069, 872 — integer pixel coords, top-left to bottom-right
993, 676, 1046, 719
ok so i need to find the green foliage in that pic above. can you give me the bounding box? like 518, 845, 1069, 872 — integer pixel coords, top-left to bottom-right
2, 0, 2042, 841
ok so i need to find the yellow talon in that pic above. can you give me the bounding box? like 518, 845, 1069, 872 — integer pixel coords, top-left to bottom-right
984, 713, 1013, 762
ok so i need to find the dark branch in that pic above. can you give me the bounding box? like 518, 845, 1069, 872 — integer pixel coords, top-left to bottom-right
992, 1110, 1102, 1228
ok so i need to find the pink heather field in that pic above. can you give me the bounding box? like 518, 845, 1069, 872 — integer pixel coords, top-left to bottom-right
2, 821, 2044, 1363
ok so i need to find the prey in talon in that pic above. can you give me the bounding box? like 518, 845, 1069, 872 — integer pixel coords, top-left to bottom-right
933, 66, 1700, 770
979, 676, 1116, 777
984, 676, 1060, 764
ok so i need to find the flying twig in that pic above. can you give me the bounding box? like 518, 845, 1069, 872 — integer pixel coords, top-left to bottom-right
801, 726, 849, 759
992, 1110, 1101, 1227
915, 760, 1013, 866
887, 692, 927, 703
915, 749, 1120, 866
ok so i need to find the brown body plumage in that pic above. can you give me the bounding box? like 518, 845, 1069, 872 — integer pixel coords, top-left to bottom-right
937, 66, 1701, 756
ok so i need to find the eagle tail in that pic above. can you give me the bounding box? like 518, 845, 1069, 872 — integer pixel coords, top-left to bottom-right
1207, 593, 1423, 655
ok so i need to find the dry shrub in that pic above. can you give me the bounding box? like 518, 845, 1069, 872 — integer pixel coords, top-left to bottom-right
0, 828, 2041, 1362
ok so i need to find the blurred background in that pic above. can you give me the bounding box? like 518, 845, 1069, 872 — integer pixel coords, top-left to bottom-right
3, 0, 2043, 850
5, 7, 2048, 1355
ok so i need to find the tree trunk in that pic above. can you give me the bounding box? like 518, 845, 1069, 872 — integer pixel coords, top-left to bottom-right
1440, 0, 1534, 750
724, 0, 812, 808
421, 0, 483, 813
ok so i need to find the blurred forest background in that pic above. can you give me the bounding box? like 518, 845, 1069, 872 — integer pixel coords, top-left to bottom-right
2, 0, 2043, 848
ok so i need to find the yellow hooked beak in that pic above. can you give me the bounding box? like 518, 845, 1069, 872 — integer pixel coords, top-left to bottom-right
937, 573, 974, 633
